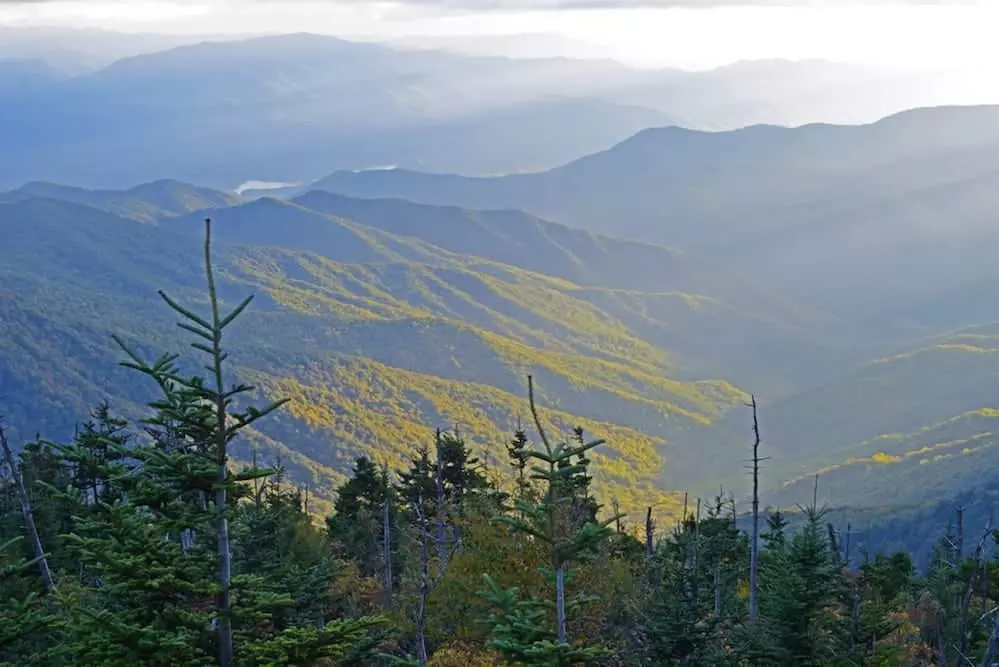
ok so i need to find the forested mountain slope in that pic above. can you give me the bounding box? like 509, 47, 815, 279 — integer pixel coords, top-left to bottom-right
7, 140, 999, 532
316, 104, 999, 351
761, 324, 999, 503
3, 185, 825, 517
314, 105, 999, 528
315, 104, 999, 245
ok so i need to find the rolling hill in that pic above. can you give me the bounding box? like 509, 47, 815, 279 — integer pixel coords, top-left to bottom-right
315, 105, 999, 348
760, 324, 999, 499
313, 105, 999, 534
3, 182, 826, 519
9, 99, 999, 533
0, 179, 243, 222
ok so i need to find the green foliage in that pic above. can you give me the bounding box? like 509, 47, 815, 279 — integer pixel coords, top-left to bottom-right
329, 457, 402, 583
237, 617, 389, 666
746, 507, 848, 666
479, 387, 620, 663
0, 219, 388, 666
11, 175, 999, 667
479, 573, 607, 666
0, 536, 59, 666
643, 495, 748, 665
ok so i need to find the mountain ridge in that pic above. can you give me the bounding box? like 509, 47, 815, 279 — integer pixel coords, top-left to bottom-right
0, 189, 769, 518
9, 106, 999, 530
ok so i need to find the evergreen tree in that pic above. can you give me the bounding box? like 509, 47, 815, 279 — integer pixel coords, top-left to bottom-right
748, 507, 846, 666
46, 219, 387, 666
643, 494, 747, 666
507, 427, 531, 501
329, 455, 403, 587
398, 430, 489, 516
0, 535, 59, 666
478, 376, 619, 665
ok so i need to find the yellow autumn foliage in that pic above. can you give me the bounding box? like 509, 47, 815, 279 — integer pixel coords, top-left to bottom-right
428, 642, 503, 666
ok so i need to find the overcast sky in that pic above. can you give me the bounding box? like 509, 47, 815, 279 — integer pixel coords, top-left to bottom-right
0, 0, 995, 69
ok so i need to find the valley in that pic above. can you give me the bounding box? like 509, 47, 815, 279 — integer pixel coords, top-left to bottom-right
6, 100, 999, 535
3, 30, 999, 554
7, 16, 999, 663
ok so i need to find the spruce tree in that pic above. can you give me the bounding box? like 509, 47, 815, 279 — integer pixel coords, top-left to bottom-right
329, 456, 402, 586
748, 507, 846, 666
51, 219, 387, 666
643, 494, 747, 665
0, 535, 59, 666
507, 427, 530, 501
479, 376, 618, 665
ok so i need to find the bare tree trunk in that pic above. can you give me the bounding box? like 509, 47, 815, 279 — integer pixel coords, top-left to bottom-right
957, 505, 965, 561
0, 426, 55, 593
413, 476, 459, 666
845, 522, 852, 565
827, 524, 840, 564
382, 468, 394, 610
203, 219, 234, 667
182, 490, 208, 554
959, 521, 992, 660
252, 448, 262, 508
645, 506, 654, 561
216, 466, 233, 667
984, 557, 992, 617
714, 560, 722, 619
982, 610, 999, 667
749, 395, 761, 626
434, 430, 447, 578
416, 497, 431, 667
688, 498, 701, 604
556, 566, 567, 644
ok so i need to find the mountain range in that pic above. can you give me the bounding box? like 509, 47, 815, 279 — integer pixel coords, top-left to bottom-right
316, 104, 999, 349
3, 29, 999, 190
292, 104, 999, 523
5, 62, 999, 542
1, 180, 783, 518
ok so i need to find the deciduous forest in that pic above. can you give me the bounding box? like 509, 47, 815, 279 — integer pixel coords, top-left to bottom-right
4, 222, 999, 667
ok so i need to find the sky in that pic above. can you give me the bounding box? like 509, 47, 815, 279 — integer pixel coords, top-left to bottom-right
0, 0, 997, 70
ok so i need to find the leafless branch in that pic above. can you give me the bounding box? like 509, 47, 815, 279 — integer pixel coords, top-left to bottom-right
527, 375, 551, 451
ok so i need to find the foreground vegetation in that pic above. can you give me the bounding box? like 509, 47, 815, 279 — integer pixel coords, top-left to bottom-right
4, 222, 999, 666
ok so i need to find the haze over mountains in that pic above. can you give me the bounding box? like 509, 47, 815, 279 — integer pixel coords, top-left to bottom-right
2, 27, 999, 190
318, 105, 999, 345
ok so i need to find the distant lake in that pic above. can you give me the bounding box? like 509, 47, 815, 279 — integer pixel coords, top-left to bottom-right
235, 180, 298, 195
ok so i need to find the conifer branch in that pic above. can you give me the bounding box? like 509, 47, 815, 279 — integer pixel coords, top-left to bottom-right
158, 290, 213, 331
220, 295, 254, 329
